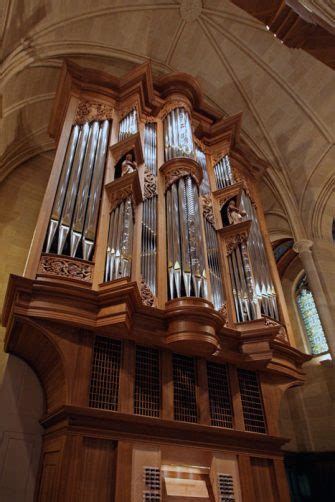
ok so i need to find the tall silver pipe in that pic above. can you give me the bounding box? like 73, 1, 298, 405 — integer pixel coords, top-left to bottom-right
178, 178, 192, 296
45, 125, 80, 253
83, 120, 110, 260
204, 218, 225, 310
164, 107, 194, 161
70, 121, 100, 257
58, 123, 90, 254
105, 209, 115, 282
240, 191, 279, 320
119, 109, 138, 141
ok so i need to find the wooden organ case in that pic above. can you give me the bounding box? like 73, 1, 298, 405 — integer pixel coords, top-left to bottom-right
2, 61, 310, 501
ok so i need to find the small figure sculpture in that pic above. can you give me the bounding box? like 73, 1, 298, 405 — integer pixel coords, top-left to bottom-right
121, 153, 137, 177
227, 200, 246, 225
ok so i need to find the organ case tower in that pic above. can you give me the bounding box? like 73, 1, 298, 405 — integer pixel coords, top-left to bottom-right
2, 62, 309, 501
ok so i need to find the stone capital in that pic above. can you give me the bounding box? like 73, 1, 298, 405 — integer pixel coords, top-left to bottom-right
293, 239, 313, 254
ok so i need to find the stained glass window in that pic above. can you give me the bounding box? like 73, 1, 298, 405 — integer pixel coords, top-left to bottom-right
296, 275, 329, 355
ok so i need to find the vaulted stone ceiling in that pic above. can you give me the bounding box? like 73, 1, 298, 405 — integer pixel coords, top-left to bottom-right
1, 0, 334, 241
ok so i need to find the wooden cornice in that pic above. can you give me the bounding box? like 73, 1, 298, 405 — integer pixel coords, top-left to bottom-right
41, 404, 288, 456
2, 274, 309, 380
48, 60, 270, 180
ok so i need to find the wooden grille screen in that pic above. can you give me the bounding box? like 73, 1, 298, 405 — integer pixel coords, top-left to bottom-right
134, 345, 160, 417
218, 474, 235, 502
89, 336, 122, 410
172, 353, 198, 423
143, 467, 161, 501
207, 362, 233, 428
237, 369, 266, 433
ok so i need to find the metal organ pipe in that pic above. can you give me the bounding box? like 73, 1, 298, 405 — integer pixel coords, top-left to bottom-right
214, 155, 234, 189
228, 244, 255, 322
203, 218, 225, 310
83, 120, 110, 260
118, 109, 138, 141
45, 120, 110, 259
45, 125, 80, 253
105, 197, 134, 282
141, 123, 158, 295
195, 146, 210, 195
240, 192, 279, 320
166, 176, 206, 299
164, 107, 194, 161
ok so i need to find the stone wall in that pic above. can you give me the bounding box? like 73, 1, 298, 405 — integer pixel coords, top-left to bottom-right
0, 153, 52, 501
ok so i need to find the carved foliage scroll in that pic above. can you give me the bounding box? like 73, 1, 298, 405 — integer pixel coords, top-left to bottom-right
225, 232, 249, 255
202, 194, 215, 225
143, 167, 157, 200
38, 255, 93, 282
74, 101, 114, 125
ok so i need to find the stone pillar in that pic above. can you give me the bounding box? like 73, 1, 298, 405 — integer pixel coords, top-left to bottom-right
293, 239, 335, 358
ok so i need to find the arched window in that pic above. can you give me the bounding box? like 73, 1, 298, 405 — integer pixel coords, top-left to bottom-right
295, 275, 329, 356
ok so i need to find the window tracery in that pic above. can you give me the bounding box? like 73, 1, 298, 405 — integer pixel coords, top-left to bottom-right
296, 274, 329, 355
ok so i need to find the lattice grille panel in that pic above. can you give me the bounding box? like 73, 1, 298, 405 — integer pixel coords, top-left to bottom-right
218, 474, 235, 502
89, 336, 122, 410
237, 369, 266, 433
134, 346, 160, 417
143, 467, 161, 501
173, 353, 198, 423
207, 362, 233, 428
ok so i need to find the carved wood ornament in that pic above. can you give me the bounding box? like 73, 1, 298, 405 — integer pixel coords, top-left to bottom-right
202, 194, 215, 225
161, 158, 203, 191
140, 279, 156, 307
143, 167, 157, 200
74, 101, 114, 125
225, 232, 249, 255
159, 100, 192, 120
218, 302, 229, 327
38, 255, 93, 282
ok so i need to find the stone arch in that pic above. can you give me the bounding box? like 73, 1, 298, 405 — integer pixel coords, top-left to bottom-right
0, 354, 44, 501
7, 317, 67, 414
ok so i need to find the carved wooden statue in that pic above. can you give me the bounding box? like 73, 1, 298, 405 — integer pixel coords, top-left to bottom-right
121, 152, 137, 176
227, 199, 246, 225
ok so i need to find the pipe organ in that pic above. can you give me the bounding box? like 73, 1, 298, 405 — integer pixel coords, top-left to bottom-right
3, 62, 310, 502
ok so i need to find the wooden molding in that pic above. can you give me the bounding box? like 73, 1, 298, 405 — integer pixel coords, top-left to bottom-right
40, 405, 288, 456
109, 132, 144, 166
159, 157, 203, 190
2, 274, 310, 380
105, 169, 143, 209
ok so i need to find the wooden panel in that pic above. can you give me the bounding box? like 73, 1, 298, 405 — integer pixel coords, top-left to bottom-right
38, 455, 59, 502
80, 437, 116, 502
250, 458, 279, 502
38, 449, 62, 502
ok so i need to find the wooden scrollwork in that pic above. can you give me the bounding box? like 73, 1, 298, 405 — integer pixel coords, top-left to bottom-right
202, 194, 215, 225
143, 167, 157, 200
38, 255, 93, 282
74, 101, 114, 125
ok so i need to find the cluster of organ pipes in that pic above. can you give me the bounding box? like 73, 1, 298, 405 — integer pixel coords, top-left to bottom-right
195, 146, 211, 195
118, 108, 138, 141
141, 123, 158, 295
166, 176, 207, 299
141, 196, 157, 295
144, 122, 157, 175
228, 241, 260, 322
105, 197, 134, 282
164, 107, 194, 160
45, 120, 110, 260
240, 192, 279, 320
214, 155, 234, 189
203, 218, 225, 310
43, 99, 280, 323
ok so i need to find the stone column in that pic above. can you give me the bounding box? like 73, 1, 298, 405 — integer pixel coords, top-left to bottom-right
293, 239, 335, 358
